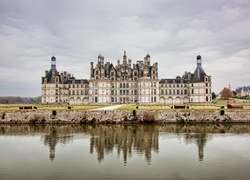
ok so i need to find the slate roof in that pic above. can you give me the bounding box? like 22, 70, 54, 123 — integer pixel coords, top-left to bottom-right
190, 65, 206, 83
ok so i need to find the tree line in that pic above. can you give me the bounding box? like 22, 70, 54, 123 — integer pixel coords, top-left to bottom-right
0, 96, 41, 104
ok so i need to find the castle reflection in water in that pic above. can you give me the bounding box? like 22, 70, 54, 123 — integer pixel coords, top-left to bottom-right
0, 124, 250, 163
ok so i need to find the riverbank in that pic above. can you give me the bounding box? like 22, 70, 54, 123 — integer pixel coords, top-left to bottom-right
1, 109, 250, 124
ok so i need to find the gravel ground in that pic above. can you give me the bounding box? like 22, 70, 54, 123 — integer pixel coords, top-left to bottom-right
92, 104, 124, 110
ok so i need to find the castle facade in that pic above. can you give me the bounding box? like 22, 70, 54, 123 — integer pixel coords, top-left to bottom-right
41, 51, 212, 104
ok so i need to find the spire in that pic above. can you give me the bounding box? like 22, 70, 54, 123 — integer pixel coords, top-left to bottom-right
123, 50, 127, 64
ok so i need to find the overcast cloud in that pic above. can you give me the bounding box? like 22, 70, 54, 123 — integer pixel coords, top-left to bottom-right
0, 0, 250, 97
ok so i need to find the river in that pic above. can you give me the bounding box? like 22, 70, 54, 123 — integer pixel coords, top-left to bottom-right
0, 124, 249, 180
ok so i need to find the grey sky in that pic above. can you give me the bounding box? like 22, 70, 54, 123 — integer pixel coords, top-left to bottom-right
0, 0, 250, 97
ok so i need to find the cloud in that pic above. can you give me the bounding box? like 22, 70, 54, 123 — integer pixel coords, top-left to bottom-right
0, 0, 250, 96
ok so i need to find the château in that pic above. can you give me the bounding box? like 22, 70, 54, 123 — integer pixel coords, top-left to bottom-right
41, 51, 212, 104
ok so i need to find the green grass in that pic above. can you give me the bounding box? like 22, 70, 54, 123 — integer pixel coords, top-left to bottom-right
116, 101, 250, 110
1, 99, 250, 111
0, 104, 111, 111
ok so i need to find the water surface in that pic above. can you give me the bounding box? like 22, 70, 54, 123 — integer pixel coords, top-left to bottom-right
0, 124, 250, 180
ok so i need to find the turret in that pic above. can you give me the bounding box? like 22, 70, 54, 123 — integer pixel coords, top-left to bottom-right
98, 54, 104, 65
197, 55, 202, 67
51, 56, 56, 70
191, 55, 207, 83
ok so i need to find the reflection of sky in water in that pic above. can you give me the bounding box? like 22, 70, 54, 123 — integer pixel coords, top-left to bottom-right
0, 125, 250, 180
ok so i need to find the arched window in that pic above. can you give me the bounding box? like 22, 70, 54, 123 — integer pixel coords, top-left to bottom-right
96, 70, 99, 75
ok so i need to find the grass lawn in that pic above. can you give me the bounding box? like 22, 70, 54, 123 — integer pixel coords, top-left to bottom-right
1, 98, 250, 111
116, 98, 250, 110
0, 104, 111, 111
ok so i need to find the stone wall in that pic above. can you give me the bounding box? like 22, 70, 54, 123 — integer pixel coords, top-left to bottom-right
0, 109, 250, 124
